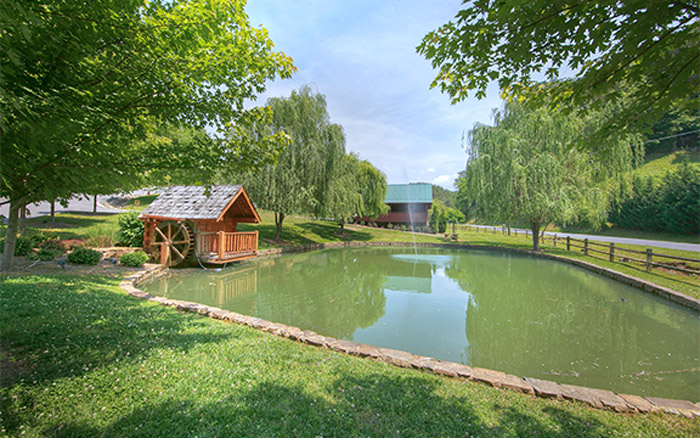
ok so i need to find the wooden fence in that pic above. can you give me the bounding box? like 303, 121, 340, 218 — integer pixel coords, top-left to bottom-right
460, 225, 700, 276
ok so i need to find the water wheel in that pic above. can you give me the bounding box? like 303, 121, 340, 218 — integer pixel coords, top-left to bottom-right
151, 221, 194, 267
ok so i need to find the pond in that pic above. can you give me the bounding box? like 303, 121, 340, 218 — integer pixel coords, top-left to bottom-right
142, 246, 700, 401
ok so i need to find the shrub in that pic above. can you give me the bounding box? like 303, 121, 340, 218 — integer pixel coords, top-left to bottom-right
27, 230, 60, 247
67, 247, 102, 265
117, 212, 145, 247
85, 234, 115, 248
0, 235, 32, 256
32, 240, 66, 261
119, 251, 149, 267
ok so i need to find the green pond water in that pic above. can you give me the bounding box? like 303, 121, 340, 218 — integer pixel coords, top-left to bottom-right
142, 247, 700, 401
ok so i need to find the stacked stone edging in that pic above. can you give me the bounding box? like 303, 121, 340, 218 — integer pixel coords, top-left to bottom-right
121, 243, 700, 418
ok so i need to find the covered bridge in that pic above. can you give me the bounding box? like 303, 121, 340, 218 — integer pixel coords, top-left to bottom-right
140, 185, 259, 267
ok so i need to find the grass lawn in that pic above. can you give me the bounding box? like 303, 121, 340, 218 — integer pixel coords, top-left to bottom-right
1, 274, 698, 437
17, 210, 700, 298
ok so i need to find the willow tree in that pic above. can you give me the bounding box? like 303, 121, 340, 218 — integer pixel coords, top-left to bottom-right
0, 0, 294, 269
459, 102, 640, 250
352, 154, 390, 221
239, 86, 348, 241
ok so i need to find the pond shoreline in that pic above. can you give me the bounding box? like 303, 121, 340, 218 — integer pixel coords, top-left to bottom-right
122, 241, 700, 418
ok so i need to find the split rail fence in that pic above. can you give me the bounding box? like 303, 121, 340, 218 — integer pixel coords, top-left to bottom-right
462, 225, 700, 276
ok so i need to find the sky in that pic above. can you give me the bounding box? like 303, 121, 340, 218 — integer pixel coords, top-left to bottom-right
244, 0, 503, 190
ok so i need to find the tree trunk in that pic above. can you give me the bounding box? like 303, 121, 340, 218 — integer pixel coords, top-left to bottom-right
274, 212, 285, 242
530, 220, 540, 251
339, 220, 345, 231
93, 195, 98, 213
19, 204, 27, 236
50, 200, 55, 222
0, 200, 22, 271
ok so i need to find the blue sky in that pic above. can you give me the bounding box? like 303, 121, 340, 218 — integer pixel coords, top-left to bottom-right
244, 0, 503, 190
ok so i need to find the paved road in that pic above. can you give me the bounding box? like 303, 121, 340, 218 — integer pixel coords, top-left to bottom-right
464, 224, 700, 253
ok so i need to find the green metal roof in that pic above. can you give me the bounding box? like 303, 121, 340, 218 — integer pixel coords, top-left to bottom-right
385, 183, 433, 203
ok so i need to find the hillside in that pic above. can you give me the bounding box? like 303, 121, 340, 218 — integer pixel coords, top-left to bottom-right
633, 149, 700, 181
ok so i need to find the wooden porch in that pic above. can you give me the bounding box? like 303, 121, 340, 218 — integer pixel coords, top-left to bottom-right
195, 231, 259, 264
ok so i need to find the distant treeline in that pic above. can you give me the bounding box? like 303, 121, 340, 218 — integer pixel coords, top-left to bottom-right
609, 163, 700, 235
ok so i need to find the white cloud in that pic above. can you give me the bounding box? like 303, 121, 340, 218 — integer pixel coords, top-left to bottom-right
426, 167, 436, 173
432, 174, 452, 185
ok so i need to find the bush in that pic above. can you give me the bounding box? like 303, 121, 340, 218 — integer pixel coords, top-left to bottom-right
117, 212, 145, 247
119, 251, 149, 267
27, 230, 60, 247
32, 240, 66, 261
610, 163, 700, 234
0, 235, 32, 256
67, 247, 102, 265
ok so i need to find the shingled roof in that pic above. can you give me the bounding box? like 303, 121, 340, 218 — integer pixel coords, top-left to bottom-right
140, 185, 254, 221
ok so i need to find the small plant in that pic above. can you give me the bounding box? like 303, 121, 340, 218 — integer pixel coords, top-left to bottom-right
85, 234, 115, 248
27, 229, 60, 247
67, 247, 102, 265
119, 251, 149, 267
32, 240, 66, 261
117, 212, 145, 247
0, 235, 32, 256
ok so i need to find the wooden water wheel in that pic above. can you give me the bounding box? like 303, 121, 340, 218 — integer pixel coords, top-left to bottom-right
151, 221, 194, 267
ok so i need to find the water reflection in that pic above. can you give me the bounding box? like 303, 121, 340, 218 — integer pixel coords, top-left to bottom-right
143, 247, 700, 401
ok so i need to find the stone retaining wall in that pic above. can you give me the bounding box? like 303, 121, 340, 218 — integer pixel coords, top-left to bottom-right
121, 242, 700, 418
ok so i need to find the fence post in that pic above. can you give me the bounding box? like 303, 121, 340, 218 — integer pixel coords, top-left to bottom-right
566, 236, 570, 251
609, 243, 615, 262
583, 238, 589, 256
218, 231, 225, 260
514, 229, 517, 237
553, 234, 557, 247
646, 249, 653, 272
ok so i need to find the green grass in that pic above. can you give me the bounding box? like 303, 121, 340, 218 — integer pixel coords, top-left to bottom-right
634, 150, 700, 181
1, 274, 697, 437
452, 225, 700, 298
555, 224, 700, 245
25, 212, 123, 242
19, 210, 699, 298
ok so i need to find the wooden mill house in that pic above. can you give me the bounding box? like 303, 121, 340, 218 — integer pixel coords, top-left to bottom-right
140, 185, 260, 267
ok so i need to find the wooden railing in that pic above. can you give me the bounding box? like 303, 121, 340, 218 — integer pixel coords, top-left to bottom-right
196, 231, 258, 261
458, 224, 700, 276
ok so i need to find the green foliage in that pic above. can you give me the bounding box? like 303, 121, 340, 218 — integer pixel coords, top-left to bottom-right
0, 0, 295, 269
459, 102, 638, 250
235, 87, 384, 236
352, 154, 390, 220
117, 212, 145, 247
646, 105, 700, 154
32, 240, 66, 261
119, 251, 150, 267
611, 164, 700, 235
432, 185, 457, 208
417, 2, 699, 135
0, 235, 31, 256
428, 200, 448, 234
67, 248, 102, 265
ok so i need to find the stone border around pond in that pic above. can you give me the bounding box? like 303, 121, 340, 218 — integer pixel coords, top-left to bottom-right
120, 242, 700, 418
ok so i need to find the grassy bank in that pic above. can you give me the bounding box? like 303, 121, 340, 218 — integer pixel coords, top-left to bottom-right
20, 210, 700, 298
1, 275, 698, 437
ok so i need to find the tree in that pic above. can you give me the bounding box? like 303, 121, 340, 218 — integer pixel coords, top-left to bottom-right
351, 154, 390, 222
417, 1, 699, 137
0, 0, 294, 269
238, 86, 346, 241
432, 185, 457, 208
428, 200, 448, 234
459, 102, 639, 250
